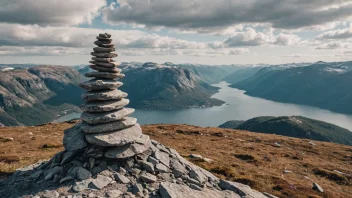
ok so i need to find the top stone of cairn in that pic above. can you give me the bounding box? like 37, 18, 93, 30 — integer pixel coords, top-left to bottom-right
77, 33, 151, 159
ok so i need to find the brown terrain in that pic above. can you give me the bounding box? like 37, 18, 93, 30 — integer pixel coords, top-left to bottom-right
0, 121, 351, 198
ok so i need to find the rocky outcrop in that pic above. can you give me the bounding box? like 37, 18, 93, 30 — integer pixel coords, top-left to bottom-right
0, 33, 270, 198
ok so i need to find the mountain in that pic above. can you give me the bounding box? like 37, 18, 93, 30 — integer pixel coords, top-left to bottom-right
119, 62, 224, 109
219, 116, 352, 146
231, 61, 352, 115
0, 66, 82, 126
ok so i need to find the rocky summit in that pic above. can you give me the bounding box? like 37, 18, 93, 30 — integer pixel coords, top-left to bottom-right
0, 33, 274, 198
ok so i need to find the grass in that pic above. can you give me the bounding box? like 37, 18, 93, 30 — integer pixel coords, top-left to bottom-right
0, 122, 351, 197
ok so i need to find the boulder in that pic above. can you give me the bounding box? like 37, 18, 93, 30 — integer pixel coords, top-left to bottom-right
89, 175, 113, 190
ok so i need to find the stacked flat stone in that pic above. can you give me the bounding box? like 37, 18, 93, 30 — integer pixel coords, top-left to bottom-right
79, 33, 151, 159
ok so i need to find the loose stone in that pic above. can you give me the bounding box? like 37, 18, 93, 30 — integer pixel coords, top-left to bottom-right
82, 89, 128, 102
79, 79, 123, 91
93, 47, 115, 53
90, 65, 121, 73
81, 99, 129, 113
91, 52, 117, 58
85, 71, 125, 79
81, 108, 135, 124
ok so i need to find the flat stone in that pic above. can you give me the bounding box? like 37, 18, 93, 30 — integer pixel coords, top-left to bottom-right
59, 175, 74, 184
72, 179, 92, 192
93, 47, 115, 53
82, 89, 128, 102
159, 182, 240, 198
89, 175, 113, 190
313, 182, 324, 193
140, 172, 157, 183
106, 190, 123, 198
155, 163, 169, 173
63, 123, 87, 151
171, 159, 187, 174
81, 99, 129, 112
44, 166, 62, 181
79, 79, 123, 91
40, 190, 60, 198
86, 123, 144, 146
81, 108, 135, 124
147, 156, 159, 166
190, 154, 203, 159
91, 61, 120, 68
114, 172, 130, 184
263, 192, 280, 198
61, 151, 77, 165
96, 36, 112, 42
105, 136, 151, 159
189, 183, 203, 191
92, 57, 115, 62
94, 40, 113, 47
189, 169, 207, 184
85, 71, 125, 79
90, 65, 121, 73
132, 183, 144, 195
157, 151, 170, 168
77, 167, 92, 180
219, 179, 267, 198
141, 161, 155, 173
91, 52, 117, 58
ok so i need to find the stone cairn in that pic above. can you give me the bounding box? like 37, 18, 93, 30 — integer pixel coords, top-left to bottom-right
0, 33, 272, 198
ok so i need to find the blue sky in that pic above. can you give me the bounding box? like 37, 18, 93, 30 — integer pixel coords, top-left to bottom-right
0, 0, 351, 65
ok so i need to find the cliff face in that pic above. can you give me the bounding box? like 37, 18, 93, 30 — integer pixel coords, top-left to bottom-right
0, 66, 82, 126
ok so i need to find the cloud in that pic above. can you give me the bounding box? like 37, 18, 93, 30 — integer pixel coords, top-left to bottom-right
315, 42, 352, 50
274, 33, 301, 45
0, 0, 106, 26
103, 0, 352, 33
0, 46, 88, 56
315, 27, 352, 40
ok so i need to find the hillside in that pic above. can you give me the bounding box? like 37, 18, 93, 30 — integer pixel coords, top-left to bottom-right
231, 61, 352, 115
219, 116, 352, 146
0, 66, 82, 126
0, 122, 351, 198
120, 62, 224, 109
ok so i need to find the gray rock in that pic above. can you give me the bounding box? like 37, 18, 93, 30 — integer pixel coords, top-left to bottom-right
189, 154, 203, 159
44, 166, 62, 181
63, 123, 87, 151
72, 179, 92, 192
263, 192, 280, 198
141, 161, 155, 173
106, 190, 123, 198
89, 175, 113, 190
61, 151, 77, 165
41, 190, 60, 198
159, 173, 173, 182
189, 169, 207, 184
132, 183, 144, 195
96, 37, 112, 42
219, 179, 267, 198
82, 89, 128, 102
156, 163, 169, 173
159, 182, 240, 198
81, 99, 129, 113
313, 182, 324, 193
86, 124, 143, 146
79, 79, 123, 91
99, 33, 111, 38
173, 169, 184, 178
94, 61, 120, 68
90, 65, 121, 73
81, 108, 134, 125
94, 40, 112, 46
189, 184, 203, 191
140, 172, 157, 183
76, 167, 92, 180
148, 156, 159, 166
59, 175, 74, 184
93, 47, 115, 53
114, 172, 130, 184
91, 57, 114, 62
81, 117, 137, 134
157, 151, 170, 168
85, 71, 125, 79
29, 169, 43, 180
104, 136, 151, 159
91, 52, 117, 58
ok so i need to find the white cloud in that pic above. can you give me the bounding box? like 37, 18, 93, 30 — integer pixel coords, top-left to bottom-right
315, 42, 352, 50
316, 27, 352, 40
274, 33, 301, 45
0, 0, 106, 26
103, 0, 352, 33
0, 46, 88, 56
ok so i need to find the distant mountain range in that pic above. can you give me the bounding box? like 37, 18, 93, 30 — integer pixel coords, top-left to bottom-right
219, 116, 352, 146
230, 61, 352, 115
0, 63, 226, 126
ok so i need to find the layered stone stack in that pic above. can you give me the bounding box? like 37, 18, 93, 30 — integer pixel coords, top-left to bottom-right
79, 33, 151, 159
0, 33, 274, 198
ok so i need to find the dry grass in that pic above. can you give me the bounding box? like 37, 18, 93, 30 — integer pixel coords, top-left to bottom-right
1, 122, 352, 198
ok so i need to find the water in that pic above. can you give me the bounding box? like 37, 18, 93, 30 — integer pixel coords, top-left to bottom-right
55, 82, 352, 131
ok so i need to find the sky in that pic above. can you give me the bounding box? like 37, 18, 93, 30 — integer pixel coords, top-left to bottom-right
0, 0, 352, 65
